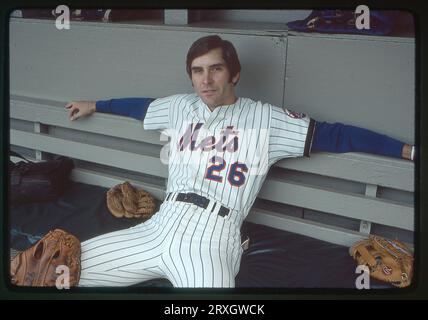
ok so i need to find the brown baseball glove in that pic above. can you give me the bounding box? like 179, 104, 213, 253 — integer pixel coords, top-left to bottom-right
106, 181, 156, 219
10, 229, 81, 287
349, 235, 413, 288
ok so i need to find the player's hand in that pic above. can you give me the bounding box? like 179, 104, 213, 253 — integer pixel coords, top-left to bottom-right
65, 101, 96, 121
401, 144, 415, 161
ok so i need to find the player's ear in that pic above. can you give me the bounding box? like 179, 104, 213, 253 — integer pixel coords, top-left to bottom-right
231, 72, 240, 86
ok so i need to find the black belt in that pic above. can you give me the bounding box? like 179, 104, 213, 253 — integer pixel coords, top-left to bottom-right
166, 192, 230, 217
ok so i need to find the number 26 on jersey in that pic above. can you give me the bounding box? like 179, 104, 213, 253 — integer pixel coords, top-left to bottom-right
205, 156, 248, 187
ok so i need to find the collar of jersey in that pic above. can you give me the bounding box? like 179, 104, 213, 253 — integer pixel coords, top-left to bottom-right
199, 97, 240, 114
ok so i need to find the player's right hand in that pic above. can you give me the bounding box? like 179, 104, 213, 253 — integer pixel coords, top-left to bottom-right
65, 101, 96, 121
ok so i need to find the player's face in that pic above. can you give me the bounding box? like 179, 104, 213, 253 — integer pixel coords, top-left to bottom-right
190, 48, 240, 110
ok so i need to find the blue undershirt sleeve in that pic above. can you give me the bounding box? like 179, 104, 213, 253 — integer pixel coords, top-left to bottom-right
311, 121, 404, 159
95, 97, 155, 121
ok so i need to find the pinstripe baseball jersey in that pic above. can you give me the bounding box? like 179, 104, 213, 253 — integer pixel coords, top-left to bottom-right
144, 93, 315, 222
79, 90, 407, 287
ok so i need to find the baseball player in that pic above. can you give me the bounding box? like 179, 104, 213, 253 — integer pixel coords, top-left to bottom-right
66, 35, 414, 288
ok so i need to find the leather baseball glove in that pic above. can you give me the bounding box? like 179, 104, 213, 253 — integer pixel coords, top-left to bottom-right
349, 235, 413, 288
107, 181, 156, 219
10, 229, 81, 287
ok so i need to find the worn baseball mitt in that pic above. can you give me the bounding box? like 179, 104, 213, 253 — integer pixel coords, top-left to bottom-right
107, 181, 156, 219
349, 235, 413, 288
10, 229, 81, 287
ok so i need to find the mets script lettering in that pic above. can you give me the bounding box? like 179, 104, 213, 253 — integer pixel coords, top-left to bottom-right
179, 123, 239, 153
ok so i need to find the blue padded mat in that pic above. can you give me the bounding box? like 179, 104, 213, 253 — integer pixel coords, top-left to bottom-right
9, 181, 391, 289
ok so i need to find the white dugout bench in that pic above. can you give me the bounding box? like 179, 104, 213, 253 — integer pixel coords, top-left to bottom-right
9, 18, 415, 249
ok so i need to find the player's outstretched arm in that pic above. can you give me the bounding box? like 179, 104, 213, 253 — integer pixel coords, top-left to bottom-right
311, 122, 415, 161
66, 98, 155, 121
65, 101, 96, 121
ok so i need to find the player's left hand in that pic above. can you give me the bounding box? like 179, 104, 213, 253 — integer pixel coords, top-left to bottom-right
401, 144, 415, 161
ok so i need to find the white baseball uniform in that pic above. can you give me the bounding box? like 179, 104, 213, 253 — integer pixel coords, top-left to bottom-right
78, 93, 314, 288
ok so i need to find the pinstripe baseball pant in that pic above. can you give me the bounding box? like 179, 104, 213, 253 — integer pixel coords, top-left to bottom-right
78, 194, 243, 288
